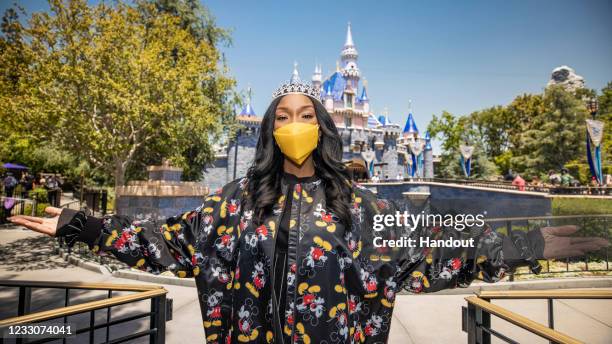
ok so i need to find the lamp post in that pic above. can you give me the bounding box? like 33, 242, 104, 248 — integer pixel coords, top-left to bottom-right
232, 129, 241, 180
586, 97, 598, 118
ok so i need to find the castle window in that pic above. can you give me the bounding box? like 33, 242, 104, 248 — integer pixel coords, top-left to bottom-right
344, 116, 352, 128
345, 94, 353, 108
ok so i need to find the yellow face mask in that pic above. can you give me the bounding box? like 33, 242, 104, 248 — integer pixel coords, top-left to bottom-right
273, 122, 319, 165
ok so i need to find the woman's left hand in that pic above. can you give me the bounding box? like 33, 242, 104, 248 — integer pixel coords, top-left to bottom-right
541, 225, 609, 259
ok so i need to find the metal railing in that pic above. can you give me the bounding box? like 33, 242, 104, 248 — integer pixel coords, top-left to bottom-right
462, 289, 612, 344
486, 215, 611, 279
0, 281, 171, 344
0, 196, 37, 225
360, 177, 612, 195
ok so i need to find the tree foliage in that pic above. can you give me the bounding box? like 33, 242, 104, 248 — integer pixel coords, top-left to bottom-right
0, 0, 236, 186
427, 84, 607, 181
427, 111, 497, 179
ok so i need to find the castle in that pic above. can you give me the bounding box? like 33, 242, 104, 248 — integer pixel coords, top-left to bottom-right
203, 23, 433, 192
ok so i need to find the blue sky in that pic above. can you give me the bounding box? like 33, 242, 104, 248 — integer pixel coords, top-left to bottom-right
4, 1, 612, 153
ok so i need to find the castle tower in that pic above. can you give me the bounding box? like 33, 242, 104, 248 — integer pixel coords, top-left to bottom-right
224, 86, 261, 189
290, 61, 301, 84
402, 112, 419, 140
312, 64, 322, 91
341, 22, 360, 89
359, 79, 370, 113
424, 131, 434, 178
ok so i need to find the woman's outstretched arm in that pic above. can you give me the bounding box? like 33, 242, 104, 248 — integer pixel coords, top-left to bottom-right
350, 185, 609, 295
8, 180, 243, 278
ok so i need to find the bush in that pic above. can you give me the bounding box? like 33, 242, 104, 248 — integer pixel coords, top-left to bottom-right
28, 187, 48, 203
552, 197, 612, 215
23, 202, 51, 217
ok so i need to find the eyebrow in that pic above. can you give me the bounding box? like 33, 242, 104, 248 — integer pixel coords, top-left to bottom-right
276, 104, 315, 113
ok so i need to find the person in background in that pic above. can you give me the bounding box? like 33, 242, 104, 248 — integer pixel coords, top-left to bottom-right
371, 171, 380, 183
396, 172, 403, 181
530, 176, 542, 187
38, 174, 46, 188
547, 170, 561, 186
560, 168, 572, 187
45, 175, 59, 206
3, 172, 18, 197
512, 173, 526, 191
21, 172, 34, 193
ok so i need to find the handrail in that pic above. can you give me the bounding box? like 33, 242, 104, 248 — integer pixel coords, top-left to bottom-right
0, 288, 167, 327
478, 289, 612, 299
464, 296, 582, 344
485, 214, 612, 222
0, 280, 164, 292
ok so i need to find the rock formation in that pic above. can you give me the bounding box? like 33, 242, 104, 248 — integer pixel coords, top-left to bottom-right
547, 65, 585, 93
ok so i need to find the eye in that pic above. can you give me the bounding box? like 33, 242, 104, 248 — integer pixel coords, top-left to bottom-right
276, 113, 288, 121
301, 112, 315, 119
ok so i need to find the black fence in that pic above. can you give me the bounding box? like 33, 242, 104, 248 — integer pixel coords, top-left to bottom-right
73, 187, 108, 216
0, 281, 172, 344
0, 196, 37, 225
361, 177, 612, 195
463, 290, 611, 344
486, 214, 611, 279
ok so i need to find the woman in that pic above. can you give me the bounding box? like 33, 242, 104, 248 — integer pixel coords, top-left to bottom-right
9, 80, 608, 343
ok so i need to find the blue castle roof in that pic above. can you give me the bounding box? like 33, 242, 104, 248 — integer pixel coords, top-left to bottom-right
367, 114, 381, 128
358, 86, 368, 102
378, 115, 393, 126
424, 131, 432, 150
239, 103, 256, 116
403, 113, 419, 134
321, 71, 346, 101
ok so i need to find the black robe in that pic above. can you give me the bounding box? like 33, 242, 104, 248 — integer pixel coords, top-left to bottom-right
57, 174, 542, 344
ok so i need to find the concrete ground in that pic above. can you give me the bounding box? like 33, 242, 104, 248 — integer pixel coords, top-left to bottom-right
1, 228, 611, 344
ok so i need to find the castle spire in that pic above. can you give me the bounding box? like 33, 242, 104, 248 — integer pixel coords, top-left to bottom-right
238, 84, 256, 116
290, 61, 301, 84
345, 22, 354, 47
312, 63, 322, 89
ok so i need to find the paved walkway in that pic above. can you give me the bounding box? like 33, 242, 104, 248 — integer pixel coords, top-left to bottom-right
1, 228, 611, 343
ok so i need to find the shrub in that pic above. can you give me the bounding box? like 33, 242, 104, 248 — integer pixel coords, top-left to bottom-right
28, 187, 48, 203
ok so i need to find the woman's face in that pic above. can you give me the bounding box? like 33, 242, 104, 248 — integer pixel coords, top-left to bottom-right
274, 94, 318, 130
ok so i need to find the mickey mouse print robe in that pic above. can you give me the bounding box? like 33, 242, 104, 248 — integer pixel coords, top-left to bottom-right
57, 174, 540, 344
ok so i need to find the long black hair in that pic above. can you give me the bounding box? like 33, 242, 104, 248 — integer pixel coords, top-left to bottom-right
245, 95, 352, 227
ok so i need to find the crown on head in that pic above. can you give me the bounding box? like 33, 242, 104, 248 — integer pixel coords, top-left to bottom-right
272, 81, 321, 101
272, 61, 322, 103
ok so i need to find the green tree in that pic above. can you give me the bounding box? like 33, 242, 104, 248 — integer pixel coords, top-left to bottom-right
511, 86, 587, 176
427, 111, 497, 179
596, 82, 612, 163
0, 0, 236, 187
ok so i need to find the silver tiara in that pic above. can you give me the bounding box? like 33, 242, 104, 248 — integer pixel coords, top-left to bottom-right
272, 81, 322, 103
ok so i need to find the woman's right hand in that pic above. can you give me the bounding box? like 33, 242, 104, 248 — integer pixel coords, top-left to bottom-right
7, 206, 62, 236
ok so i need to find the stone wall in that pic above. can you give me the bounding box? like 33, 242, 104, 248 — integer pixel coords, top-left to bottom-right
115, 195, 206, 221
366, 182, 552, 219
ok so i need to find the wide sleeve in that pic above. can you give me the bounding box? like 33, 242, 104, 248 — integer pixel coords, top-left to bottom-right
349, 185, 544, 296
55, 179, 244, 278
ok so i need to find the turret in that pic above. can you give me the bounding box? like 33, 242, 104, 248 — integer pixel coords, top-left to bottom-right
359, 79, 370, 113
311, 64, 322, 90
402, 113, 419, 139
324, 82, 334, 112
290, 61, 301, 84
341, 22, 360, 89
